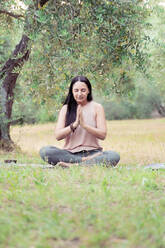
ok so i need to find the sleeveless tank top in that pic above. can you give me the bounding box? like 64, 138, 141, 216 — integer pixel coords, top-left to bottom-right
63, 101, 102, 153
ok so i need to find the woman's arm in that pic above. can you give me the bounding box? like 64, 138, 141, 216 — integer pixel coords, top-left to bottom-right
55, 105, 70, 140
55, 105, 79, 141
80, 103, 107, 140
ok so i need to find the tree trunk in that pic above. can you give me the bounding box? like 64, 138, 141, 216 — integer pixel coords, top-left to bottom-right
0, 35, 30, 151
155, 103, 165, 117
0, 0, 50, 151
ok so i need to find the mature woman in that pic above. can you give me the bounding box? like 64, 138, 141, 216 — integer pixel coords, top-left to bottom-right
40, 76, 120, 168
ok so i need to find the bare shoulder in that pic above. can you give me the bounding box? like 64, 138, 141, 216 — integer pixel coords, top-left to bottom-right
60, 104, 67, 114
92, 101, 104, 111
56, 105, 67, 127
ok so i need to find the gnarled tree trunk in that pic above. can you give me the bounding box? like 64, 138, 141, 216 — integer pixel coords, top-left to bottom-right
0, 0, 51, 151
0, 35, 30, 151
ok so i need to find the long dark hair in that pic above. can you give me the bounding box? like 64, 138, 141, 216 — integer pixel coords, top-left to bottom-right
63, 76, 93, 127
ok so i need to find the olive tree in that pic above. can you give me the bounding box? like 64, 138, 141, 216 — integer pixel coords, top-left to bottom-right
0, 0, 151, 151
0, 0, 50, 151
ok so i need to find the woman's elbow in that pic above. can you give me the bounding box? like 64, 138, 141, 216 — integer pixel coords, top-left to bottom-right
99, 131, 107, 140
55, 132, 62, 141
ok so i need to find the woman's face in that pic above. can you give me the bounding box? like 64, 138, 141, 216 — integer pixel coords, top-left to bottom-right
72, 81, 89, 105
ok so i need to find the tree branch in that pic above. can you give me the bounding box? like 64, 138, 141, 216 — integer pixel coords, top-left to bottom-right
0, 10, 24, 19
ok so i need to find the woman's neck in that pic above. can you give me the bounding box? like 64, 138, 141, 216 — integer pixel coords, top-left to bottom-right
78, 100, 89, 106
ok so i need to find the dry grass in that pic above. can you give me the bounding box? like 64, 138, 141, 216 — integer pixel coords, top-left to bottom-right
11, 118, 165, 166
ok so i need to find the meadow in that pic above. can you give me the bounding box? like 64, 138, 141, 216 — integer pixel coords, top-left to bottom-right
0, 119, 165, 248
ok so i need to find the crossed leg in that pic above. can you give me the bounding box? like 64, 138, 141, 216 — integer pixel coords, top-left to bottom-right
56, 151, 102, 168
40, 146, 120, 168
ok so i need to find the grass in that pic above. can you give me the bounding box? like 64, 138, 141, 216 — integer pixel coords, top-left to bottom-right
0, 118, 165, 248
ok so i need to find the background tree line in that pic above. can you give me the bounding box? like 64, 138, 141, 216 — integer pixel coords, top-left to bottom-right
0, 0, 165, 151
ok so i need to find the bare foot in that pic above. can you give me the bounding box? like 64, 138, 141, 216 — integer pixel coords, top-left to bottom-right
82, 152, 102, 162
56, 161, 78, 168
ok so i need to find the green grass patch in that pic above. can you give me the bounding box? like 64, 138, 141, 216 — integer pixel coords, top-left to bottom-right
0, 165, 165, 248
0, 151, 44, 165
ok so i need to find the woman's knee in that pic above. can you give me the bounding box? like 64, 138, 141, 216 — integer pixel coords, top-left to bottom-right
40, 146, 60, 165
104, 151, 120, 166
39, 146, 50, 161
112, 152, 120, 166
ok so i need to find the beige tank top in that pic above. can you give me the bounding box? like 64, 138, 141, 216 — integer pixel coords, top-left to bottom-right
63, 101, 102, 153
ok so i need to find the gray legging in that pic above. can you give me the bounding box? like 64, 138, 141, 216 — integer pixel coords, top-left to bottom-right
40, 146, 120, 166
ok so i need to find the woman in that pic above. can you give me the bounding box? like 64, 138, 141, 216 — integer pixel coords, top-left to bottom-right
40, 76, 120, 168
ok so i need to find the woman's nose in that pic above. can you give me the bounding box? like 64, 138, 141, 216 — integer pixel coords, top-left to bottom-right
77, 91, 82, 95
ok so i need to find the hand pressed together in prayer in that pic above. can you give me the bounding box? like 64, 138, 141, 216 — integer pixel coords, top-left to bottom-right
78, 105, 86, 128
72, 105, 86, 130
